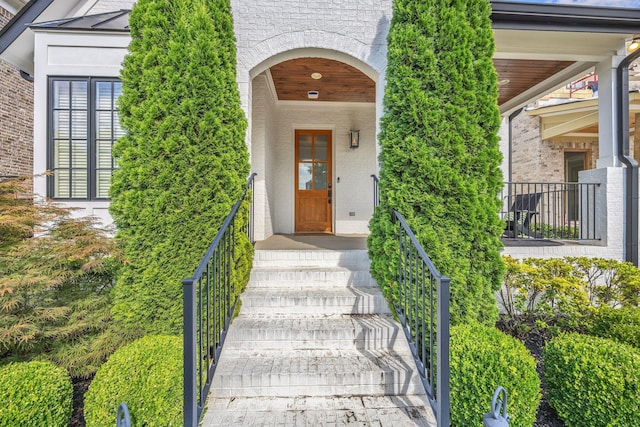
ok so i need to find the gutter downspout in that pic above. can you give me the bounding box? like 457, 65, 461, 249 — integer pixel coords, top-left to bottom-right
616, 49, 640, 266
19, 70, 33, 82
508, 108, 524, 182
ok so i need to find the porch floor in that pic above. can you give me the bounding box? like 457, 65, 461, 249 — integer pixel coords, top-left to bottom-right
255, 234, 368, 251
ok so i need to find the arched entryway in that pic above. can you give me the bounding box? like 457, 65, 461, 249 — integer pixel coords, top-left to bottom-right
249, 52, 380, 240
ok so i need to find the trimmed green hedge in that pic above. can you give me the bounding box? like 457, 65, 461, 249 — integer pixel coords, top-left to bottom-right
450, 324, 540, 427
84, 335, 182, 426
589, 306, 640, 349
544, 333, 640, 426
368, 0, 504, 327
0, 361, 72, 427
110, 0, 251, 335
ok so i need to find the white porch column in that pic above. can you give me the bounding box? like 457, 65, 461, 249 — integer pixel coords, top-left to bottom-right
596, 55, 624, 168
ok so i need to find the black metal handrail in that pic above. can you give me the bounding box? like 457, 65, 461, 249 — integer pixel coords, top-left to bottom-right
182, 173, 256, 426
371, 174, 380, 209
393, 210, 451, 427
371, 175, 450, 426
501, 181, 600, 240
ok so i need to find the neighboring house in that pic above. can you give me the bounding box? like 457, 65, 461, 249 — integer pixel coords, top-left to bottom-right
509, 71, 640, 184
0, 0, 32, 179
2, 0, 640, 262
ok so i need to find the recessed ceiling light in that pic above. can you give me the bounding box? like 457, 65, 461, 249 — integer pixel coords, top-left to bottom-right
498, 79, 510, 86
311, 72, 322, 80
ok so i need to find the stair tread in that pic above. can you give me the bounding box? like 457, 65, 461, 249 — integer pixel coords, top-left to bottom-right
202, 396, 435, 427
214, 348, 419, 375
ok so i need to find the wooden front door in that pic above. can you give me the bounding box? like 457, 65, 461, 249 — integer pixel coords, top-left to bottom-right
295, 130, 332, 233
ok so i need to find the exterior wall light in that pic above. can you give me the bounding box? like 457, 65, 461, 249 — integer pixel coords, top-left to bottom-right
349, 130, 360, 149
629, 35, 640, 53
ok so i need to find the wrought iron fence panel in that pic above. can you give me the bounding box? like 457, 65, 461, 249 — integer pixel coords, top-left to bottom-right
394, 210, 451, 427
501, 181, 599, 240
183, 173, 256, 426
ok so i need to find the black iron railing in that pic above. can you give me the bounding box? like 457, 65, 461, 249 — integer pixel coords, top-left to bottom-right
371, 174, 451, 426
371, 174, 380, 209
394, 210, 451, 427
182, 173, 256, 426
501, 181, 599, 240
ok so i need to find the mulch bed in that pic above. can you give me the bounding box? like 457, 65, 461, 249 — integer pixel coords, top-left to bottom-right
71, 376, 92, 427
496, 318, 564, 427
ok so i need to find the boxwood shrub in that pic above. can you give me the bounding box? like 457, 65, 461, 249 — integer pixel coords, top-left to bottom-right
589, 306, 640, 349
544, 333, 640, 426
84, 335, 182, 426
0, 361, 72, 427
450, 324, 540, 427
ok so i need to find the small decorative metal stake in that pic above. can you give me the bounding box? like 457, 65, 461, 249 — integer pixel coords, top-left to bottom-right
483, 386, 510, 427
349, 130, 360, 149
117, 403, 131, 427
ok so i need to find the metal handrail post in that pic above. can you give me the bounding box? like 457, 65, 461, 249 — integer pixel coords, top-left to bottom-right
436, 276, 451, 427
183, 278, 197, 427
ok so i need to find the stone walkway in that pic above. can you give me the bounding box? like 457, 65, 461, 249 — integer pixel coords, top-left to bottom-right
201, 245, 436, 426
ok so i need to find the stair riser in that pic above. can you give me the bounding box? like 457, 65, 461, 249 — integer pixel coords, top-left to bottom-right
224, 338, 411, 352
212, 376, 424, 398
249, 271, 376, 286
239, 299, 391, 315
253, 251, 371, 269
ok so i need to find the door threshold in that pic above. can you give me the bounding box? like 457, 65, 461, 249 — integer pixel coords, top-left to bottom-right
294, 232, 334, 236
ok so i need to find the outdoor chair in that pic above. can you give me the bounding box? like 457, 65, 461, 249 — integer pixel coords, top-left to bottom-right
503, 192, 544, 238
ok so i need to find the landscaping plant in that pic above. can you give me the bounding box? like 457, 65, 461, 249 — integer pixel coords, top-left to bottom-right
544, 333, 640, 426
84, 335, 182, 426
368, 0, 504, 325
589, 306, 640, 349
500, 256, 640, 334
110, 0, 251, 335
450, 324, 540, 427
0, 360, 73, 427
0, 177, 124, 378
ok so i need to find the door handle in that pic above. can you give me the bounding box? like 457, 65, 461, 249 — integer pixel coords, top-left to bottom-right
328, 189, 332, 198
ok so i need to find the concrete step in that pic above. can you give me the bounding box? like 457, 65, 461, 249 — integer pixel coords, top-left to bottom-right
253, 249, 371, 269
224, 315, 408, 351
202, 395, 436, 426
211, 348, 425, 398
239, 286, 391, 315
248, 266, 377, 288
202, 247, 435, 426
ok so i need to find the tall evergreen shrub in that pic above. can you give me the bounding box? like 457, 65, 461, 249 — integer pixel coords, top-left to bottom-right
110, 0, 250, 334
368, 0, 504, 325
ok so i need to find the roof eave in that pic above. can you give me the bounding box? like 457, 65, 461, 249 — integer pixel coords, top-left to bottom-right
491, 0, 640, 33
0, 0, 53, 53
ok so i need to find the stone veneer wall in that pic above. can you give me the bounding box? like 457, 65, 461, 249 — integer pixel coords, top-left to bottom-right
510, 110, 598, 183
0, 6, 33, 178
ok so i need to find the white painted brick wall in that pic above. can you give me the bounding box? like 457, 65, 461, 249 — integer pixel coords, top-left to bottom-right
268, 101, 376, 235
89, 0, 135, 14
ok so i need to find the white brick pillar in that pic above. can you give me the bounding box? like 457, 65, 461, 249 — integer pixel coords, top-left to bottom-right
579, 167, 624, 256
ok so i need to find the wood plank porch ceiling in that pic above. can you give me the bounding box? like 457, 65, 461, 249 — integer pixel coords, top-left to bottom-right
268, 57, 576, 107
